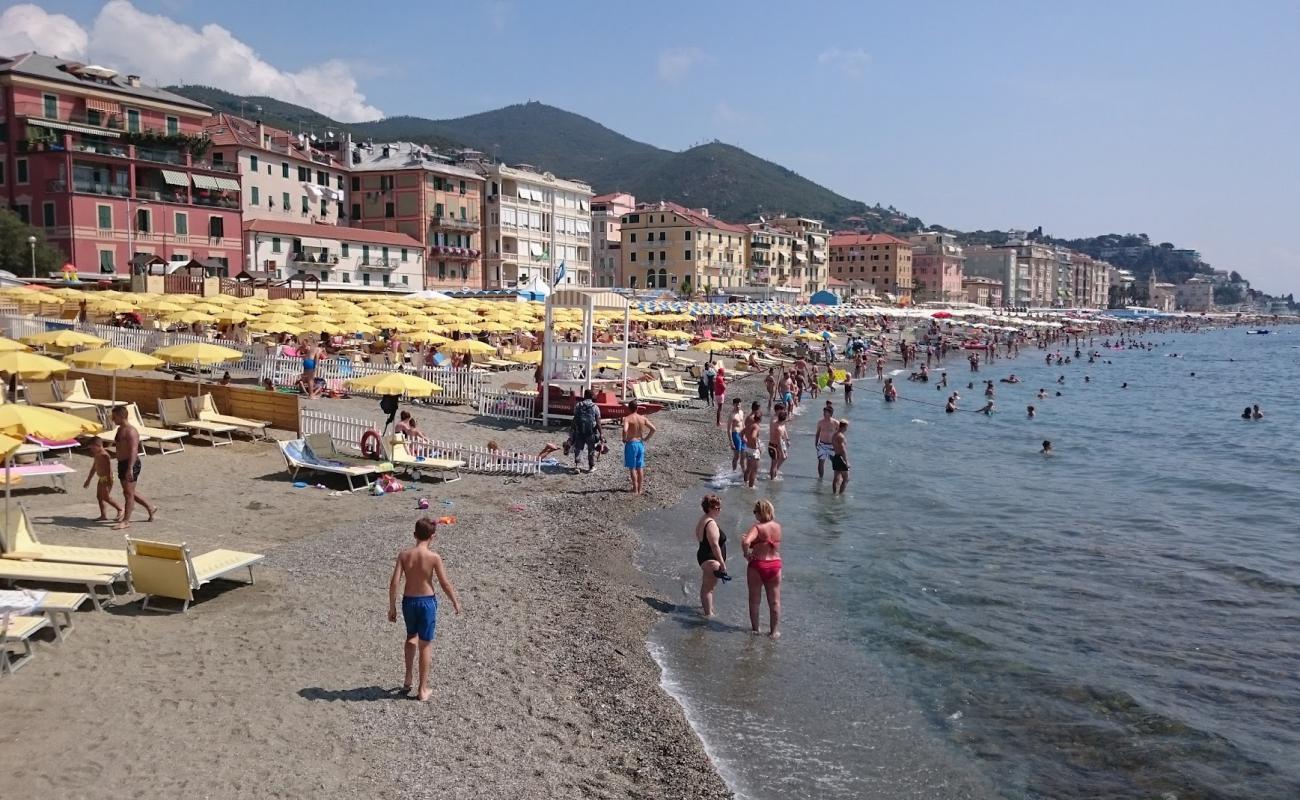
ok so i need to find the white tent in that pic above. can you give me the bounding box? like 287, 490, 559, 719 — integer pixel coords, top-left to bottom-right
518, 274, 551, 299
404, 289, 453, 301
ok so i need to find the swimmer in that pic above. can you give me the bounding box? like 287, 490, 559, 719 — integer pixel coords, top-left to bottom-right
945, 394, 957, 414
1253, 404, 1263, 420
768, 404, 790, 479
1242, 406, 1253, 420
1027, 405, 1036, 419
1041, 440, 1053, 455
814, 406, 838, 478
1121, 382, 1128, 389
978, 400, 994, 415
830, 420, 850, 495
1037, 389, 1048, 399
883, 377, 898, 402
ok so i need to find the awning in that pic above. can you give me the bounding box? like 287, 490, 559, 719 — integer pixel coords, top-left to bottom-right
304, 183, 323, 198
85, 98, 120, 114
214, 177, 241, 191
528, 242, 544, 258
27, 118, 121, 139
191, 174, 220, 190
517, 186, 529, 199
531, 188, 544, 202
794, 252, 808, 263
161, 170, 190, 187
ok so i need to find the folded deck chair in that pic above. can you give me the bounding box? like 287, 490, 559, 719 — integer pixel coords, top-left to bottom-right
303, 432, 392, 471
96, 403, 185, 455
0, 560, 129, 610
278, 439, 379, 492
0, 505, 127, 568
191, 394, 270, 440
58, 379, 117, 408
387, 435, 464, 483
158, 397, 234, 447
1, 612, 51, 675
126, 537, 264, 613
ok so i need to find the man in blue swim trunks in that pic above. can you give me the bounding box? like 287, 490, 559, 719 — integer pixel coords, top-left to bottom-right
621, 399, 657, 495
727, 398, 745, 471
388, 517, 462, 701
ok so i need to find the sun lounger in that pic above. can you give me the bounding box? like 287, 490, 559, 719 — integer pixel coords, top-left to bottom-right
24, 380, 91, 412
648, 380, 694, 402
278, 439, 379, 492
158, 397, 234, 447
1, 612, 50, 675
633, 381, 691, 407
0, 462, 76, 492
95, 402, 186, 455
58, 379, 117, 408
192, 394, 270, 440
387, 435, 464, 483
36, 590, 88, 641
23, 435, 78, 461
1, 505, 127, 567
126, 537, 264, 613
0, 560, 129, 610
304, 432, 392, 471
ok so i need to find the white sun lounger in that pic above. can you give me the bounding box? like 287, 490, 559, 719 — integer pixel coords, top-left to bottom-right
158, 397, 235, 447
387, 435, 464, 483
1, 504, 128, 568
193, 394, 270, 440
278, 439, 379, 493
126, 537, 264, 613
1, 612, 51, 675
0, 560, 129, 610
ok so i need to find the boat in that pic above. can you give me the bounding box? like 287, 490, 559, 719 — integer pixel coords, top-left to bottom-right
543, 386, 663, 418
1247, 329, 1272, 335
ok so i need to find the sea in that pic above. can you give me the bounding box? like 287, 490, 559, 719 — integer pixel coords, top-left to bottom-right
635, 326, 1300, 800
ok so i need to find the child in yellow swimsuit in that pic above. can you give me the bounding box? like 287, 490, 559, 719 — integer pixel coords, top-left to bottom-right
83, 439, 122, 522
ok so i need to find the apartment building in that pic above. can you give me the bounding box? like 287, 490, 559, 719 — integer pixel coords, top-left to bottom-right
346, 141, 484, 290
827, 233, 913, 301
480, 162, 593, 289
962, 276, 1004, 307
767, 216, 829, 296
962, 244, 1019, 306
0, 53, 243, 275
909, 231, 965, 302
1006, 240, 1055, 306
746, 221, 797, 296
618, 201, 749, 294
591, 191, 634, 288
1176, 276, 1213, 312
245, 218, 423, 293
1066, 252, 1112, 309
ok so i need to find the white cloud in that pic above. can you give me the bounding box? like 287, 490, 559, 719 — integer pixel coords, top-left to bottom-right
0, 5, 89, 61
658, 47, 704, 82
0, 1, 382, 122
817, 47, 871, 79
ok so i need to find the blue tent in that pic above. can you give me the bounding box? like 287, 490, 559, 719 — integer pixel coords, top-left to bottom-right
809, 290, 839, 306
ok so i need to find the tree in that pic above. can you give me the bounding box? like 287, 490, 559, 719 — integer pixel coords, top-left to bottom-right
679, 276, 693, 298
0, 208, 64, 277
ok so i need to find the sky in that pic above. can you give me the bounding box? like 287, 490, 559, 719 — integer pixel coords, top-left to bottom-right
2, 0, 1298, 294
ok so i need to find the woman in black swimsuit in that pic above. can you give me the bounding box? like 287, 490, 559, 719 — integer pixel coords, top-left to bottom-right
694, 494, 728, 617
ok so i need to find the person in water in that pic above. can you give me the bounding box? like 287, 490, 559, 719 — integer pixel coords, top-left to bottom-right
814, 405, 838, 479
1027, 404, 1036, 419
1041, 440, 1053, 455
768, 404, 790, 480
742, 499, 783, 639
831, 420, 850, 495
945, 394, 957, 413
1252, 404, 1263, 420
882, 377, 898, 402
693, 494, 729, 617
1242, 406, 1253, 420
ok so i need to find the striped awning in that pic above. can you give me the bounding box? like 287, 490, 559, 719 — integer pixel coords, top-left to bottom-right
85, 98, 120, 115
27, 118, 121, 139
161, 170, 190, 186
191, 174, 220, 190
213, 177, 241, 191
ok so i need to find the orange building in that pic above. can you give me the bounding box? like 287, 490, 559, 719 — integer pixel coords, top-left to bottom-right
828, 233, 913, 302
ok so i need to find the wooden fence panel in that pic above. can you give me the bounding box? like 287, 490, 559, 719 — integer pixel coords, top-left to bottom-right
69, 370, 300, 432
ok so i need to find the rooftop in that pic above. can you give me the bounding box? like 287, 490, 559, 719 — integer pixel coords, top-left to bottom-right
0, 52, 210, 112
630, 201, 749, 234
205, 113, 342, 167
243, 219, 422, 248
348, 142, 483, 181
829, 233, 912, 247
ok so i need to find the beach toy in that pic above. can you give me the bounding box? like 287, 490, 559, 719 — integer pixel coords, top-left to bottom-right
436, 515, 456, 525
315, 484, 326, 490
417, 498, 430, 510
293, 481, 308, 488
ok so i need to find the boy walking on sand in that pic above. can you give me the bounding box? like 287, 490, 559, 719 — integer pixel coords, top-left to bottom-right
82, 439, 122, 521
388, 517, 462, 701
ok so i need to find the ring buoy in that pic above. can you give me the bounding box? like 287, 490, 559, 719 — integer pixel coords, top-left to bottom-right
360, 430, 383, 460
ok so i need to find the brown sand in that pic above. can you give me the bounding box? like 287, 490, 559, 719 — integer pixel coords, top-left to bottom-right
0, 392, 732, 799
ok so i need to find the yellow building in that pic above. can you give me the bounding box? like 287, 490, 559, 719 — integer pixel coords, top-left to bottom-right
828, 233, 913, 301
619, 202, 749, 294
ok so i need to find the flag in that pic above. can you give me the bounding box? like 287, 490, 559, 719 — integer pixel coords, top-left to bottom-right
553, 260, 567, 287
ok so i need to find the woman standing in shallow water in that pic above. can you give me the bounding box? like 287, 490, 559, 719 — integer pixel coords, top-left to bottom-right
742, 499, 783, 639
693, 494, 728, 617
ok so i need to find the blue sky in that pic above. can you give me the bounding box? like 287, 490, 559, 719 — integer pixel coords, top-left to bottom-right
4, 0, 1299, 294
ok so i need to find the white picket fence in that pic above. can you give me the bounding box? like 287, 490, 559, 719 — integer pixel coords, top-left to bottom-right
478, 389, 539, 423
261, 356, 486, 406
299, 408, 541, 475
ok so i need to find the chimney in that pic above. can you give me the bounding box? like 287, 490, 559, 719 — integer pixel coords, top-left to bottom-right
125, 74, 140, 87
699, 208, 709, 218
257, 121, 265, 147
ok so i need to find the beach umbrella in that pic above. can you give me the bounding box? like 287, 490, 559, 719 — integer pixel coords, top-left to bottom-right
63, 346, 165, 404
0, 338, 28, 353
507, 350, 543, 364
692, 341, 732, 353
761, 324, 789, 335
152, 343, 244, 395
21, 329, 108, 350
166, 310, 217, 325
406, 331, 452, 345
440, 339, 496, 355
0, 351, 72, 380
0, 406, 101, 535
346, 372, 443, 398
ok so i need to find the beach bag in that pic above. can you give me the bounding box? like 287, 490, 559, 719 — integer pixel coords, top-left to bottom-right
573, 400, 600, 440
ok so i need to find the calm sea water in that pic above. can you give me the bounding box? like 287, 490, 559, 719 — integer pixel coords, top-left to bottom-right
636, 326, 1300, 800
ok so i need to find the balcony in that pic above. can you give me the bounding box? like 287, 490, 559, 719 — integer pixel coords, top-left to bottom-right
751, 240, 771, 250
431, 215, 480, 231
292, 252, 340, 265
70, 180, 130, 197
192, 194, 240, 210
13, 101, 124, 134
136, 147, 185, 165
359, 258, 400, 270
431, 245, 481, 261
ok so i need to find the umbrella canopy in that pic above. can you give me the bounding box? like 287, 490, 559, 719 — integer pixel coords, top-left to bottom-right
152, 343, 245, 366
507, 350, 543, 364
21, 330, 107, 349
0, 351, 72, 379
761, 323, 789, 335
441, 339, 496, 355
64, 346, 165, 372
0, 338, 30, 353
406, 331, 452, 345
931, 311, 953, 319
166, 310, 217, 325
0, 433, 23, 460
346, 372, 443, 398
691, 341, 734, 353
0, 404, 102, 439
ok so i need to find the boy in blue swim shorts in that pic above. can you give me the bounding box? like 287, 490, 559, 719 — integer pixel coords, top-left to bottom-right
388, 517, 462, 701
620, 399, 657, 495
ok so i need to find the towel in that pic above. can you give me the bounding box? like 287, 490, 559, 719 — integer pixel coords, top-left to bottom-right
0, 588, 47, 615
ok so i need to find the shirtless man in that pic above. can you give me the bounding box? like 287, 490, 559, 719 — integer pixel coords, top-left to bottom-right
622, 399, 657, 495
831, 419, 850, 495
764, 367, 777, 410
876, 355, 885, 381
111, 405, 155, 530
814, 405, 838, 479
768, 404, 790, 480
841, 371, 854, 405
387, 518, 462, 701
741, 408, 762, 488
727, 398, 745, 471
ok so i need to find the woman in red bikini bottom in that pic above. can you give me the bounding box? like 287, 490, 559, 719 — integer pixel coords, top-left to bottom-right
742, 498, 783, 639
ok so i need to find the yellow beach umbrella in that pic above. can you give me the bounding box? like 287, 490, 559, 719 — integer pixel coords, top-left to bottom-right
406, 331, 452, 345
64, 346, 165, 403
151, 343, 244, 365
166, 310, 217, 325
0, 404, 101, 439
440, 339, 496, 355
507, 350, 543, 364
21, 330, 108, 350
346, 372, 443, 398
0, 351, 72, 379
761, 323, 789, 335
691, 341, 733, 353
0, 338, 28, 353
250, 321, 304, 336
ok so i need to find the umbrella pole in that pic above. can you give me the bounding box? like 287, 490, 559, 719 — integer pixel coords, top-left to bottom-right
4, 454, 11, 544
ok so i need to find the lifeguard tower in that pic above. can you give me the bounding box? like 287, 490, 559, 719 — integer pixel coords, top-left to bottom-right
540, 289, 631, 424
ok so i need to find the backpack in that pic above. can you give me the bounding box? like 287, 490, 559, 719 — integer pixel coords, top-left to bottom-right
573, 400, 599, 439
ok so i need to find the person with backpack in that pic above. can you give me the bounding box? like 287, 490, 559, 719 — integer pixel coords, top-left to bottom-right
570, 389, 603, 472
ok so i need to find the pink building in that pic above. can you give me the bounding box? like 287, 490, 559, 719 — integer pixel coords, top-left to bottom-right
909, 231, 965, 302
591, 192, 634, 288
0, 53, 243, 277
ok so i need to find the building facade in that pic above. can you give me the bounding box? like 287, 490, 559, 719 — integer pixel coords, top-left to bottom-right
1005, 241, 1055, 306
1177, 276, 1213, 312
767, 216, 829, 296
1, 53, 243, 275
962, 244, 1018, 306
962, 276, 1004, 307
746, 222, 796, 297
591, 191, 634, 288
245, 218, 424, 292
827, 233, 913, 301
1066, 252, 1112, 309
618, 202, 749, 294
909, 231, 965, 302
345, 141, 484, 291
480, 163, 593, 289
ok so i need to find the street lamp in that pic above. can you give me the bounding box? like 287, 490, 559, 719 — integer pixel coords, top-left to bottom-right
26, 235, 36, 277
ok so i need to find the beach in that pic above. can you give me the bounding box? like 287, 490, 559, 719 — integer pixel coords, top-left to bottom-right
0, 395, 732, 799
